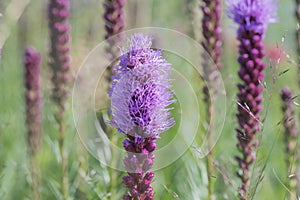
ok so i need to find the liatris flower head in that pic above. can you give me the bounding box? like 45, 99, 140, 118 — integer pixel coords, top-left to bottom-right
109, 33, 174, 199
110, 33, 174, 138
24, 46, 42, 155
227, 0, 278, 35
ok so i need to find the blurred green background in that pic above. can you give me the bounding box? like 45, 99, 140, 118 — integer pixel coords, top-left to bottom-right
0, 0, 299, 199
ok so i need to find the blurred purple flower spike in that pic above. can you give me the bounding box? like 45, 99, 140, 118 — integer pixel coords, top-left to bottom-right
281, 87, 298, 199
24, 46, 42, 155
48, 0, 71, 118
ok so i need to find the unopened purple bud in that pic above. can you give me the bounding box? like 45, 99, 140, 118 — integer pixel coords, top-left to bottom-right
145, 140, 156, 152
130, 189, 138, 197
123, 139, 135, 152
122, 195, 131, 200
144, 172, 154, 182
122, 176, 135, 188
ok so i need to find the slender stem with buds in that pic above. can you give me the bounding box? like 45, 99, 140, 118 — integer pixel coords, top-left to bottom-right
48, 0, 72, 199
200, 0, 223, 199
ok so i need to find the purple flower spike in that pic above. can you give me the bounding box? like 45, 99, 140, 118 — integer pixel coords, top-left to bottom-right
227, 0, 277, 199
48, 1, 71, 198
48, 0, 71, 119
110, 34, 174, 200
24, 47, 42, 155
281, 87, 298, 199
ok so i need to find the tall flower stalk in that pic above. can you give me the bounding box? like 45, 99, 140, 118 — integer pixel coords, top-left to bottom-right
281, 87, 298, 199
109, 34, 174, 200
200, 0, 223, 199
227, 0, 277, 199
24, 46, 42, 200
48, 0, 71, 199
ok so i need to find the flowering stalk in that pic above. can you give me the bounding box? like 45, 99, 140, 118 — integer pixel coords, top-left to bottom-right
48, 0, 71, 199
227, 0, 277, 199
281, 87, 298, 199
24, 46, 42, 200
200, 1, 223, 199
48, 0, 71, 113
109, 34, 174, 200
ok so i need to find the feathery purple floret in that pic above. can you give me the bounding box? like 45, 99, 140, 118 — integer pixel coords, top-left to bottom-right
227, 0, 277, 199
110, 34, 174, 137
24, 47, 41, 155
48, 0, 71, 118
110, 34, 174, 200
281, 87, 298, 199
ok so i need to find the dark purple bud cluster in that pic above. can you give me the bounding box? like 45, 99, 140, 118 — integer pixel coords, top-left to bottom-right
201, 0, 222, 71
281, 87, 298, 198
103, 0, 126, 61
201, 0, 223, 135
24, 47, 42, 155
48, 0, 71, 119
122, 137, 156, 200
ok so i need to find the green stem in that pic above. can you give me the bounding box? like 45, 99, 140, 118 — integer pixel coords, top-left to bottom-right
108, 134, 118, 200
30, 154, 40, 200
204, 86, 215, 200
59, 122, 69, 200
